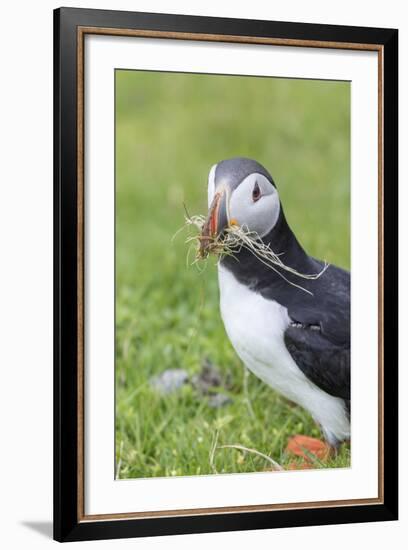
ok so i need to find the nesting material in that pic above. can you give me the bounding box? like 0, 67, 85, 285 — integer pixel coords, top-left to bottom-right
183, 214, 329, 295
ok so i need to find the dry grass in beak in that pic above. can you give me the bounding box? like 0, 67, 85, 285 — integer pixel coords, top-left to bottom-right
181, 212, 329, 295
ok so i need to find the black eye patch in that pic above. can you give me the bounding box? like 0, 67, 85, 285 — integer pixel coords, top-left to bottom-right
252, 181, 261, 202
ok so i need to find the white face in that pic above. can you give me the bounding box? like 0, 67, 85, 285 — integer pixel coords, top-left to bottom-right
207, 163, 217, 208
208, 168, 280, 238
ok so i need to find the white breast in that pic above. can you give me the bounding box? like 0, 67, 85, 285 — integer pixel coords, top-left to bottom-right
218, 264, 350, 445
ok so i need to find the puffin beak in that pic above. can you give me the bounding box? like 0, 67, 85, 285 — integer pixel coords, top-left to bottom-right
200, 187, 229, 257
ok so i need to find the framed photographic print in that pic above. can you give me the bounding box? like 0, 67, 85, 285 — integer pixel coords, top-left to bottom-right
53, 7, 398, 542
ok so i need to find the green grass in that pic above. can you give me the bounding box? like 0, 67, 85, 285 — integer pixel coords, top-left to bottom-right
115, 70, 350, 478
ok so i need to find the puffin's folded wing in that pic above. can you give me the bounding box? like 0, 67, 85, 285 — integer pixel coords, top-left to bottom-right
284, 326, 350, 401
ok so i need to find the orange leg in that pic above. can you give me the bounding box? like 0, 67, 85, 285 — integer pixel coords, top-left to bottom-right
285, 434, 333, 469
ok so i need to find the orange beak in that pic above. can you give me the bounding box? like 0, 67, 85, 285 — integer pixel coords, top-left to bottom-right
200, 190, 228, 257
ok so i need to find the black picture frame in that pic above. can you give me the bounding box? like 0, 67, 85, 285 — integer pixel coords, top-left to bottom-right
54, 7, 398, 542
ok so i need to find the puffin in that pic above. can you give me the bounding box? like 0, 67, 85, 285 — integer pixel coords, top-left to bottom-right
201, 157, 350, 450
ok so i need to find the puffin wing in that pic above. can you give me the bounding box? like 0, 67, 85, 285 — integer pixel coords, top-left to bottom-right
257, 258, 350, 399
284, 325, 350, 400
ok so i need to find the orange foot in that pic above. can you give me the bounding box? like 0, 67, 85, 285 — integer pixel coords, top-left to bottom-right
285, 435, 332, 470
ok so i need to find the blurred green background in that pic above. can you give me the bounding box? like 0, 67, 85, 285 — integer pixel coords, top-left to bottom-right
115, 69, 350, 479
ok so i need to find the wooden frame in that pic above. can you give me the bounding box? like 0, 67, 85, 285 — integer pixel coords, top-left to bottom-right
54, 7, 398, 542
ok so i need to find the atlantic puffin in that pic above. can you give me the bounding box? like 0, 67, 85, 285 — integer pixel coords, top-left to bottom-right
201, 157, 350, 449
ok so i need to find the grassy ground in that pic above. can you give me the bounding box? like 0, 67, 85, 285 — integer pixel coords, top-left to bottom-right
115, 70, 350, 479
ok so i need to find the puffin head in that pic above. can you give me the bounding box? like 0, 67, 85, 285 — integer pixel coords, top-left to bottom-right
201, 157, 281, 252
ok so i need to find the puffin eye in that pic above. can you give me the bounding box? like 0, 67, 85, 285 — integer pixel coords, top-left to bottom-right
252, 181, 261, 202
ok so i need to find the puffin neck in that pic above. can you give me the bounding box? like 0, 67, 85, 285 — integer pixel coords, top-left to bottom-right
220, 207, 314, 288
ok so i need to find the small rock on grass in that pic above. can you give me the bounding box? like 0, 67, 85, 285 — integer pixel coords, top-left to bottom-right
192, 358, 232, 394
192, 359, 233, 408
285, 434, 331, 465
149, 361, 233, 408
207, 393, 232, 409
150, 369, 189, 395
